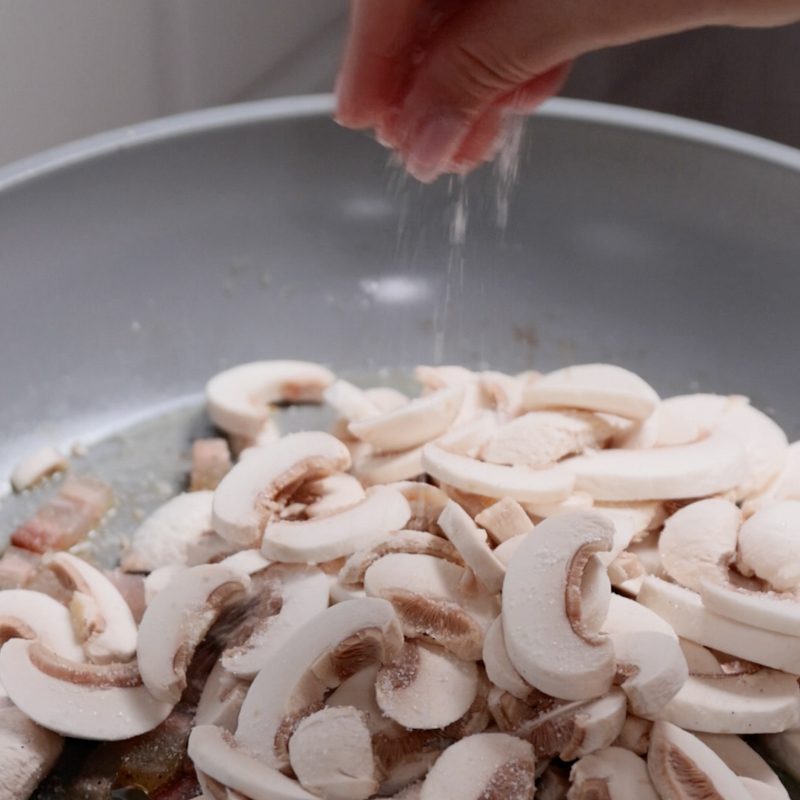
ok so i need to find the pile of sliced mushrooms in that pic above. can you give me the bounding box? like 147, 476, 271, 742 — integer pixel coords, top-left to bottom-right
3, 359, 800, 800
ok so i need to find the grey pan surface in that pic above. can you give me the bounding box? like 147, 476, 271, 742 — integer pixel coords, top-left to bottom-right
0, 94, 799, 792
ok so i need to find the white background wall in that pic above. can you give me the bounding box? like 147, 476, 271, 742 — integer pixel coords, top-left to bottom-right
0, 0, 348, 168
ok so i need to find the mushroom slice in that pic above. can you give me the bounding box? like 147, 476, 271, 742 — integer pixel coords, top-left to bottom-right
10, 446, 68, 493
388, 482, 450, 533
212, 431, 351, 547
422, 442, 575, 503
206, 360, 335, 439
338, 531, 463, 587
744, 440, 800, 517
143, 565, 187, 605
474, 497, 534, 545
324, 379, 381, 422
261, 486, 411, 563
418, 732, 536, 800
523, 492, 595, 520
0, 639, 172, 740
289, 707, 378, 800
190, 438, 233, 492
503, 511, 615, 701
189, 724, 319, 800
737, 501, 800, 592
300, 474, 366, 518
222, 563, 329, 679
609, 631, 687, 717
326, 664, 392, 735
647, 720, 753, 800
482, 616, 533, 701
349, 385, 465, 452
376, 640, 478, 729
568, 746, 660, 800
219, 549, 271, 575
648, 667, 800, 734
638, 576, 800, 673
0, 589, 85, 661
236, 597, 403, 769
601, 592, 679, 641
614, 715, 653, 755
658, 498, 741, 593
480, 411, 616, 468
196, 660, 250, 733
696, 733, 789, 798
47, 553, 138, 665
654, 393, 744, 447
758, 732, 800, 785
564, 432, 748, 502
480, 371, 524, 420
0, 705, 64, 800
137, 564, 250, 703
562, 690, 628, 760
438, 501, 505, 594
522, 364, 659, 421
354, 447, 425, 486
121, 491, 214, 572
363, 553, 499, 661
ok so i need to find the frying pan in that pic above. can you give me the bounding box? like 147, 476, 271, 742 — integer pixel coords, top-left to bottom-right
1, 93, 800, 795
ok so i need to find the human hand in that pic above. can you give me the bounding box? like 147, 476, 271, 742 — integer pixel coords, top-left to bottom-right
336, 0, 800, 182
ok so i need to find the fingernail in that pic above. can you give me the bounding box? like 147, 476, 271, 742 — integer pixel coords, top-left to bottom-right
403, 112, 466, 183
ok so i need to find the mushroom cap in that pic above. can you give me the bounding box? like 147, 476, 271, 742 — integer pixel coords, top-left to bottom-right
261, 486, 411, 563
737, 501, 800, 592
10, 446, 68, 493
349, 385, 465, 452
418, 732, 536, 800
212, 431, 351, 546
288, 707, 378, 800
46, 551, 139, 664
647, 720, 753, 800
502, 511, 616, 701
422, 442, 575, 503
121, 491, 214, 572
658, 498, 741, 593
137, 564, 250, 703
363, 553, 499, 661
236, 597, 403, 769
0, 639, 173, 740
565, 432, 748, 502
522, 364, 659, 421
375, 640, 479, 729
189, 724, 319, 800
638, 576, 800, 674
568, 746, 660, 800
222, 562, 329, 679
206, 360, 335, 438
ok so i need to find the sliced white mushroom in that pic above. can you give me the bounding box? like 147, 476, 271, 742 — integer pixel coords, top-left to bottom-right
121, 491, 214, 572
743, 440, 800, 517
0, 639, 173, 740
565, 432, 748, 501
338, 530, 463, 587
10, 446, 68, 493
294, 473, 367, 519
696, 733, 789, 798
522, 492, 595, 520
196, 659, 250, 732
289, 706, 378, 800
737, 501, 800, 592
759, 732, 800, 783
638, 576, 800, 673
422, 442, 575, 503
418, 732, 536, 800
611, 405, 661, 450
236, 597, 403, 769
186, 531, 239, 566
189, 724, 319, 800
567, 746, 660, 800
363, 553, 499, 661
137, 564, 250, 703
647, 720, 754, 800
648, 667, 800, 734
376, 640, 478, 729
614, 715, 653, 755
474, 497, 534, 545
482, 616, 532, 701
324, 379, 381, 422
212, 431, 351, 547
658, 498, 741, 593
502, 511, 615, 701
222, 562, 329, 679
414, 365, 476, 393
45, 551, 138, 664
596, 501, 666, 540
325, 664, 391, 735
436, 411, 498, 456
261, 486, 411, 563
219, 548, 271, 575
389, 482, 450, 534
481, 411, 615, 469
601, 593, 678, 641
353, 446, 425, 486
609, 631, 688, 717
438, 501, 505, 594
480, 371, 524, 420
206, 360, 335, 439
349, 385, 465, 452
739, 777, 790, 800
0, 705, 64, 800
654, 393, 745, 447
0, 589, 85, 662
565, 690, 629, 760
522, 364, 659, 421
143, 564, 188, 605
